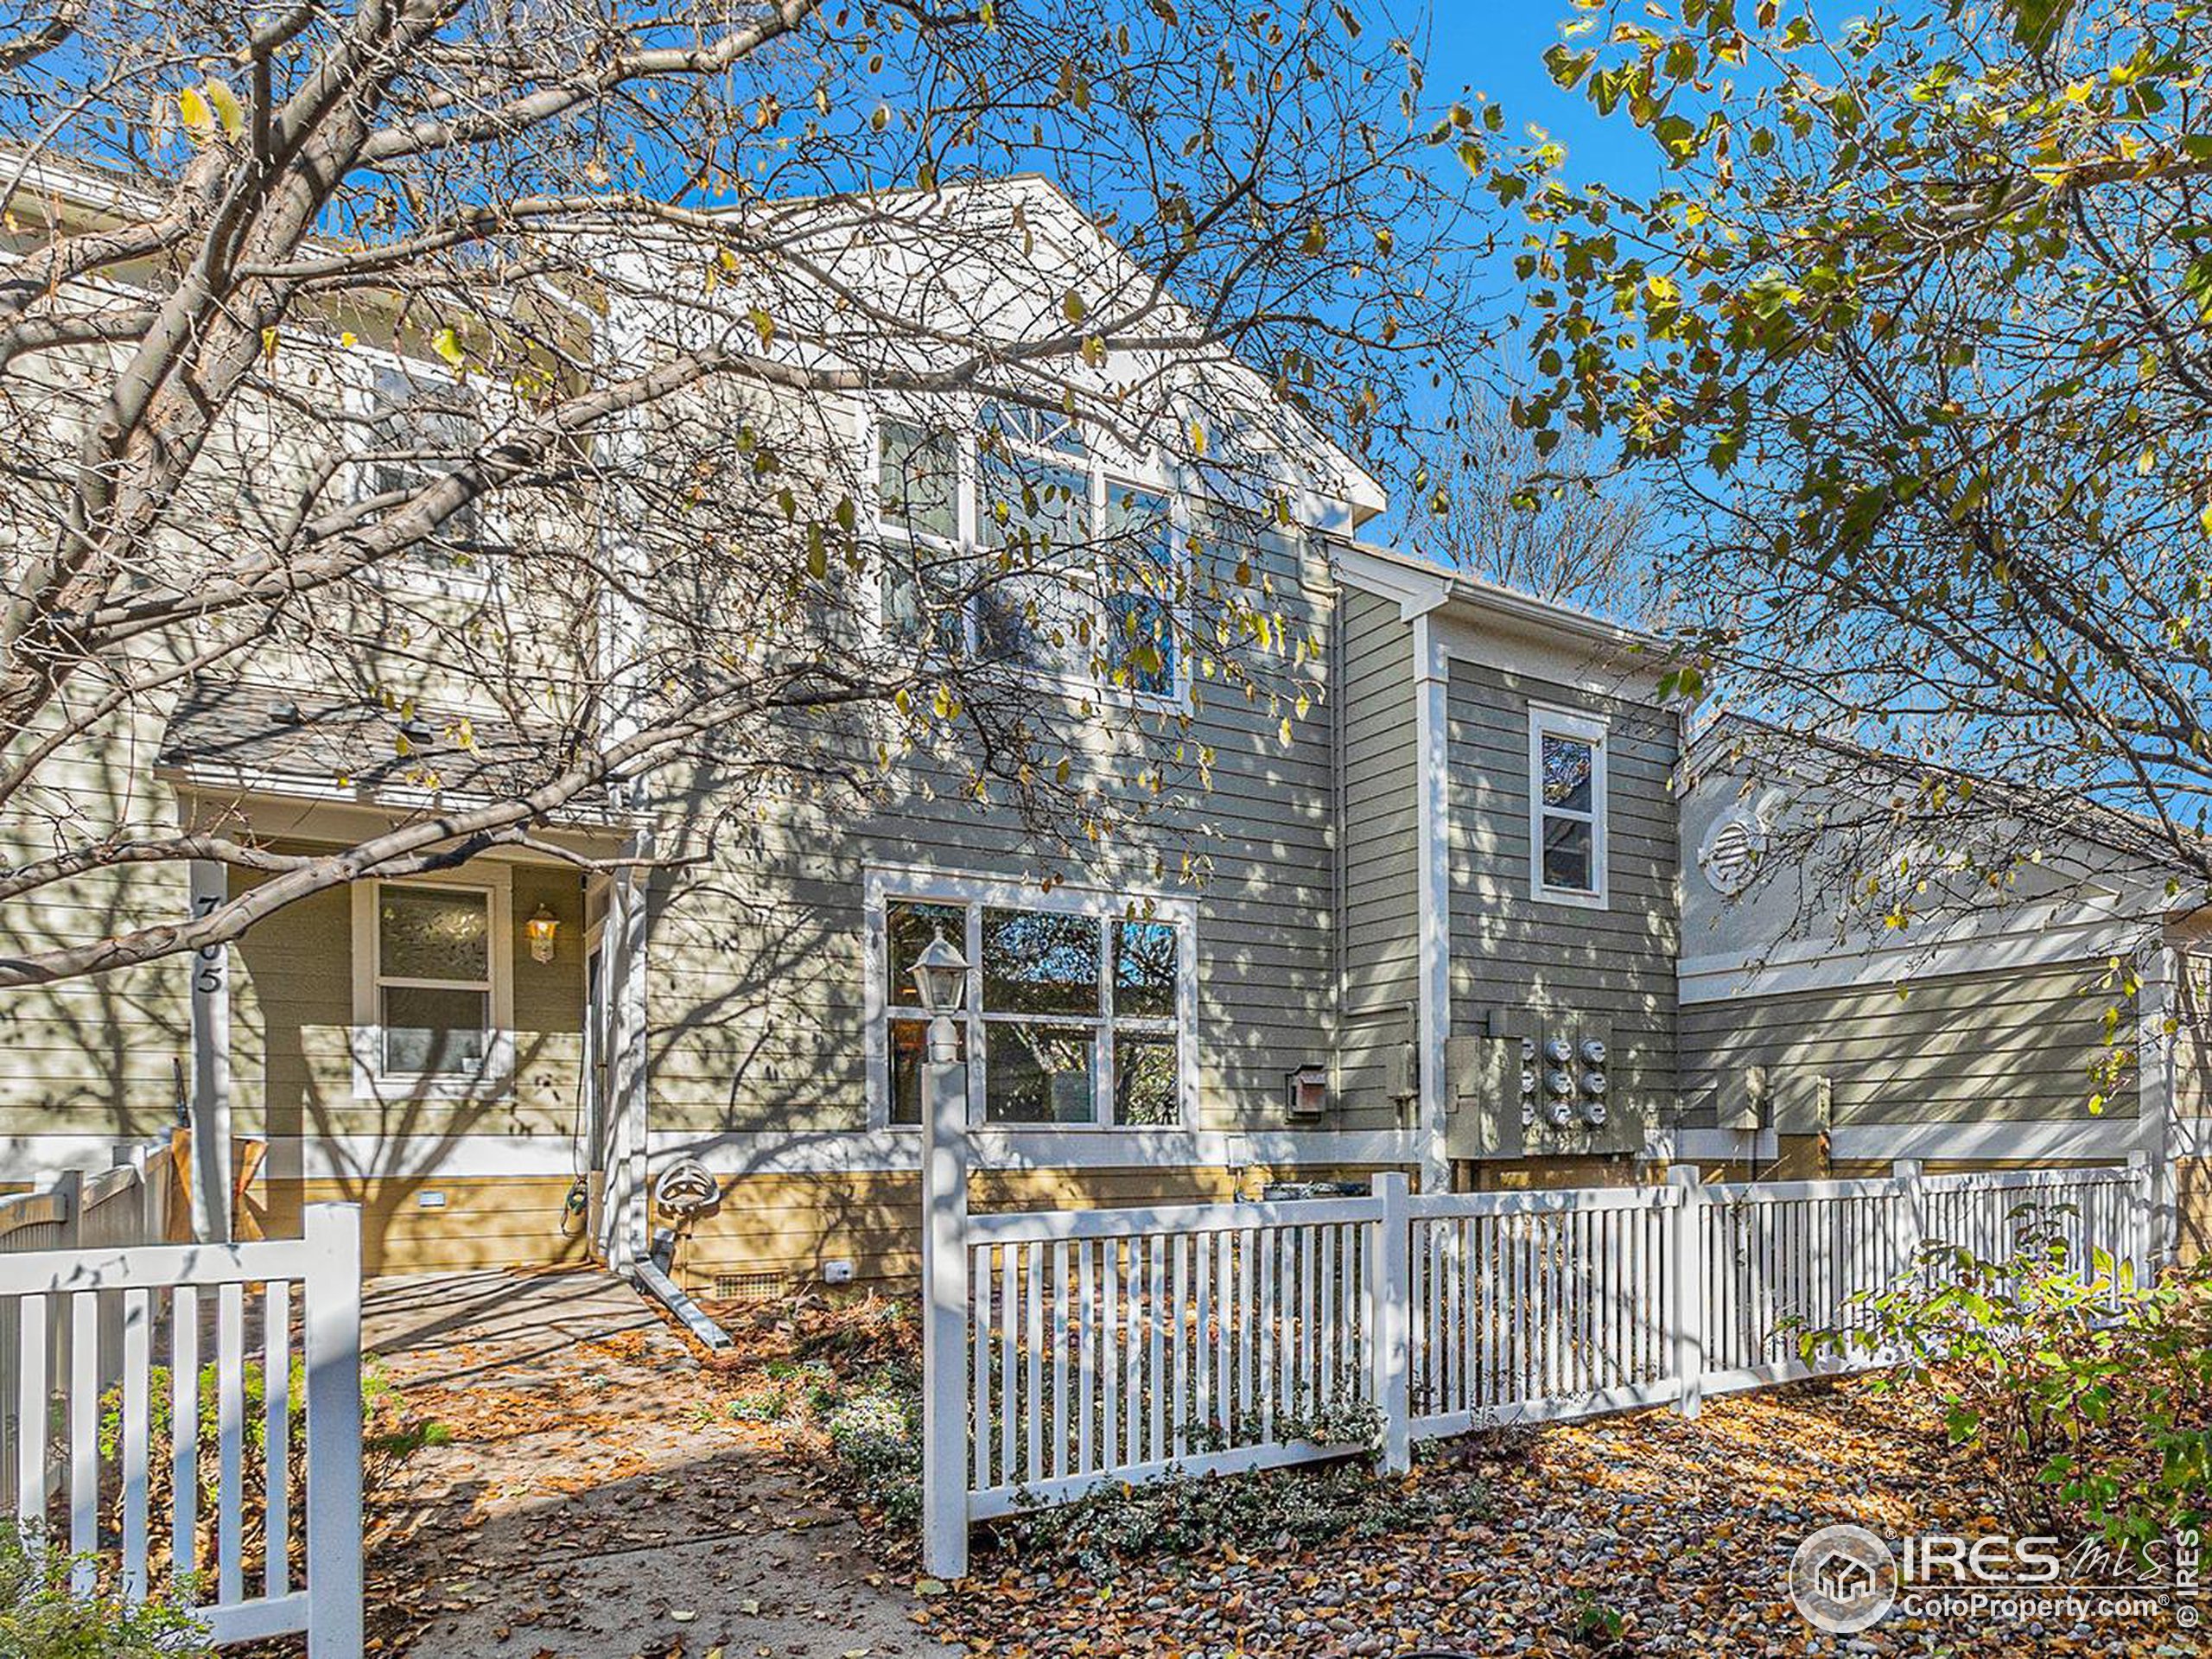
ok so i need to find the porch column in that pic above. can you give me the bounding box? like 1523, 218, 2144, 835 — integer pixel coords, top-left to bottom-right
187, 860, 234, 1243
603, 836, 652, 1274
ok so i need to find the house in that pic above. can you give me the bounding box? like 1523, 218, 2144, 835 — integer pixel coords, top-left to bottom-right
3, 164, 2204, 1287
1675, 717, 2211, 1260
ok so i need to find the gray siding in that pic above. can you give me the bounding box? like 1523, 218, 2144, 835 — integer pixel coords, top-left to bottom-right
1679, 962, 2135, 1128
642, 524, 1344, 1135
1444, 662, 1681, 1124
1333, 588, 1419, 1123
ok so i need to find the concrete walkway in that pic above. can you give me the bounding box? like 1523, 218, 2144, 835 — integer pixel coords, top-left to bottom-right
359, 1271, 959, 1659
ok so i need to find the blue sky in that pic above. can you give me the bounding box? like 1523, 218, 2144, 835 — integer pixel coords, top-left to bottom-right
1421, 4, 1670, 197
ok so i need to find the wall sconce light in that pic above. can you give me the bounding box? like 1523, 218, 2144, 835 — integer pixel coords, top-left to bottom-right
524, 903, 559, 963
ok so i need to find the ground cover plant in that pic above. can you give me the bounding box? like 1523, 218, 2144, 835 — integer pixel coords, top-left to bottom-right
1800, 1210, 2212, 1554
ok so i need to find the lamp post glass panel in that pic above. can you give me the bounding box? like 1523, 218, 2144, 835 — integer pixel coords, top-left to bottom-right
912, 931, 969, 1063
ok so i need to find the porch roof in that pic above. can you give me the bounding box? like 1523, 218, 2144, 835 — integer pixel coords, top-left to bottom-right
156, 675, 621, 825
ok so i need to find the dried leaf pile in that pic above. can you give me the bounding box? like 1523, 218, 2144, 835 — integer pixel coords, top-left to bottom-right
925, 1384, 2198, 1658
238, 1279, 2200, 1658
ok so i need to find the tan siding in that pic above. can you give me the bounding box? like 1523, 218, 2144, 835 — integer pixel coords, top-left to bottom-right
1444, 661, 1681, 1153
2181, 1159, 2211, 1266
260, 1175, 588, 1276
0, 689, 196, 1141
640, 524, 1344, 1137
228, 855, 587, 1141
1336, 588, 1419, 1121
1679, 962, 2132, 1129
671, 1163, 1396, 1288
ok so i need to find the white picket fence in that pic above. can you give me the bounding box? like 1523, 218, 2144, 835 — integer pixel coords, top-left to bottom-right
923, 1159, 2151, 1573
0, 1198, 365, 1653
0, 1136, 181, 1506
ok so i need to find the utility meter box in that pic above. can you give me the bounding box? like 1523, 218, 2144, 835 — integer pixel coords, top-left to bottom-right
1385, 1035, 1419, 1104
1771, 1070, 1832, 1135
1714, 1065, 1767, 1133
1444, 1033, 1523, 1158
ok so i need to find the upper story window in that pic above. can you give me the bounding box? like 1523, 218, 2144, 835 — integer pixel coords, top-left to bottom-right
1529, 706, 1610, 909
872, 403, 1186, 701
873, 875, 1193, 1129
354, 359, 498, 590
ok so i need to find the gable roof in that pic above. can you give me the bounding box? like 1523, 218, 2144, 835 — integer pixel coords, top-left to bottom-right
620, 171, 1389, 522
1683, 711, 2205, 880
1332, 539, 1670, 664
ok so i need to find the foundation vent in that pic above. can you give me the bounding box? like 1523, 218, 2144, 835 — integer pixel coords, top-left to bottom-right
711, 1270, 787, 1304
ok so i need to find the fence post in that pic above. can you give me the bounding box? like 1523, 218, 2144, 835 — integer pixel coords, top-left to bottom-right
2126, 1151, 2154, 1287
919, 1028, 971, 1581
1890, 1159, 1926, 1292
1369, 1173, 1411, 1474
1666, 1166, 1703, 1421
302, 1205, 363, 1658
51, 1171, 80, 1249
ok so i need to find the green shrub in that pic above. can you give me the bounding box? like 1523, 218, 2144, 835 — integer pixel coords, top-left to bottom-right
1798, 1207, 2212, 1554
0, 1517, 213, 1658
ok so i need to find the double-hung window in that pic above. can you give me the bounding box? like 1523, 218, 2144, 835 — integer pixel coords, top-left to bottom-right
871, 402, 1186, 700
1529, 707, 1609, 908
875, 879, 1192, 1128
353, 359, 498, 590
352, 874, 514, 1096
877, 418, 966, 657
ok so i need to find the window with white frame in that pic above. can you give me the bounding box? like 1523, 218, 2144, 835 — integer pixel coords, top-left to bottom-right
1529, 707, 1609, 906
353, 875, 513, 1092
878, 885, 1190, 1128
355, 359, 497, 585
872, 402, 1186, 698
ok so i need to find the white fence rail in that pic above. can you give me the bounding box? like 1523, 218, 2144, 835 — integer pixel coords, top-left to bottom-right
924, 1156, 2152, 1574
0, 1202, 364, 1653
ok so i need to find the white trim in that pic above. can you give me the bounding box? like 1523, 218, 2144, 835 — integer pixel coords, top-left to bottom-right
338, 340, 505, 603
2141, 941, 2178, 1262
1529, 703, 1610, 911
650, 1127, 1417, 1176
863, 402, 1196, 709
605, 834, 653, 1271
1827, 1117, 2146, 1163
1649, 1118, 2149, 1166
188, 858, 234, 1243
348, 868, 516, 1103
1411, 615, 1451, 1192
163, 766, 635, 832
1644, 1128, 1779, 1165
1333, 543, 1450, 621
0, 1127, 1420, 1185
1333, 543, 1669, 662
1427, 608, 1669, 702
862, 864, 1200, 1132
260, 1134, 581, 1181
1679, 907, 2152, 1004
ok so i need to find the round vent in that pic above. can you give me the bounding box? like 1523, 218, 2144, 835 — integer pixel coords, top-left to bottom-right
1700, 817, 1764, 896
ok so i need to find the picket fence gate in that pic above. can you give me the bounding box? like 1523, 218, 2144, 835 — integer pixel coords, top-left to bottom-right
0, 1196, 364, 1653
919, 1156, 2152, 1576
